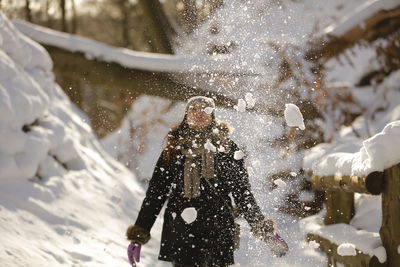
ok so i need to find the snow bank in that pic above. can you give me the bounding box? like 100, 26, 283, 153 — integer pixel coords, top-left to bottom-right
101, 95, 185, 181
0, 12, 165, 267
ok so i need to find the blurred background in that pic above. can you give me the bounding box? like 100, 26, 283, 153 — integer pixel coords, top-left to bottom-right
2, 0, 399, 216
1, 1, 400, 265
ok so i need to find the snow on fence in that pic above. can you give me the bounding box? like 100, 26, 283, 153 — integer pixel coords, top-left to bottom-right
308, 163, 400, 267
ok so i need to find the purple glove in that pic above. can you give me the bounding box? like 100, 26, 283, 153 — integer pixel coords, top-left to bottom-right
127, 243, 141, 266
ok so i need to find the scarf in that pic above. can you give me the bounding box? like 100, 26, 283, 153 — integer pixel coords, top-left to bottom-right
180, 128, 228, 198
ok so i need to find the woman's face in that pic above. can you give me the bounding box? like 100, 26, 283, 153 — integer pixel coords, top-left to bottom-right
186, 102, 213, 130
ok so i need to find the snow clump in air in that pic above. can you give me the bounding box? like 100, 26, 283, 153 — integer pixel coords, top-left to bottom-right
181, 207, 197, 224
234, 99, 246, 112
284, 103, 305, 130
337, 243, 357, 256
234, 150, 245, 160
204, 107, 214, 114
245, 93, 256, 108
204, 139, 217, 152
273, 179, 287, 188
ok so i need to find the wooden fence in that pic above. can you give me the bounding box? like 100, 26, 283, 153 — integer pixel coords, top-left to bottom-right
307, 163, 400, 267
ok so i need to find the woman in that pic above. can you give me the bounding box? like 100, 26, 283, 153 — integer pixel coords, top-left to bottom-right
126, 96, 288, 266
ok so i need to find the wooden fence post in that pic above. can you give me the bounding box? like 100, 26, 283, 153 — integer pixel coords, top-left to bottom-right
380, 164, 400, 266
324, 191, 355, 225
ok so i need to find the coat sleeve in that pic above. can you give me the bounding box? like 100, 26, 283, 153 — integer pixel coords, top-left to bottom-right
134, 150, 173, 232
226, 141, 265, 228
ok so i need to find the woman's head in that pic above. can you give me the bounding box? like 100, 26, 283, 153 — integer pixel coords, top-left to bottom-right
185, 96, 215, 131
163, 96, 217, 161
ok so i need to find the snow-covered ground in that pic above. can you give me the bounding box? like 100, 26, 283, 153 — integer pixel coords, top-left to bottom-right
0, 12, 167, 267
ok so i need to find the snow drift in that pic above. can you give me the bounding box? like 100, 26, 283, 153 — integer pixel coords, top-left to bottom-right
0, 12, 163, 267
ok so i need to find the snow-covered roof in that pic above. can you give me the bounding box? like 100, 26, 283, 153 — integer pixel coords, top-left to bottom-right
12, 20, 254, 75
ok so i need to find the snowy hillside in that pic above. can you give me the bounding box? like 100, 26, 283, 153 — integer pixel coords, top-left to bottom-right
0, 12, 164, 267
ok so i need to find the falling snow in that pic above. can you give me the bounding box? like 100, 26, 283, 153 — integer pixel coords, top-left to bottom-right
234, 150, 245, 160
284, 103, 305, 130
181, 207, 198, 224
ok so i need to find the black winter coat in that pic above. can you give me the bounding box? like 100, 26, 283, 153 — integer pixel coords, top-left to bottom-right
134, 139, 265, 266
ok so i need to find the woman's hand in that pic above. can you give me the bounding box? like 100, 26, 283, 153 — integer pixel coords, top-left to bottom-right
251, 218, 275, 238
264, 232, 289, 257
126, 225, 151, 245
251, 219, 289, 257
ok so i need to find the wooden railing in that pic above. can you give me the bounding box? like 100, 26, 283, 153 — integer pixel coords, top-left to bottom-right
307, 163, 400, 267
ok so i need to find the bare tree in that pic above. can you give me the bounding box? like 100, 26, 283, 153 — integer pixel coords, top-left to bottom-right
60, 0, 67, 32
25, 0, 32, 22
70, 0, 77, 33
137, 0, 174, 54
117, 0, 131, 47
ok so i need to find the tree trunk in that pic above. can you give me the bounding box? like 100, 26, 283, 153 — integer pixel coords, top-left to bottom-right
380, 164, 400, 267
60, 0, 67, 32
43, 0, 51, 26
70, 0, 77, 33
25, 0, 32, 22
118, 0, 131, 47
137, 0, 174, 54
